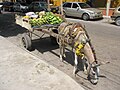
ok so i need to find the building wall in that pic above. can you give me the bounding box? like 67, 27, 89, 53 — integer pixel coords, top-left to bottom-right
93, 0, 107, 8
111, 0, 120, 8
93, 0, 120, 8
50, 0, 87, 6
50, 0, 120, 8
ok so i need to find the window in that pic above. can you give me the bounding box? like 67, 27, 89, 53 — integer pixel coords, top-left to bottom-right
78, 3, 90, 8
40, 2, 47, 8
34, 3, 39, 8
34, 3, 39, 6
29, 3, 34, 9
63, 3, 72, 8
15, 3, 20, 6
72, 3, 79, 8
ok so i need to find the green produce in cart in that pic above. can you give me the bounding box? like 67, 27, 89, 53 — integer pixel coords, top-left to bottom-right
29, 12, 64, 27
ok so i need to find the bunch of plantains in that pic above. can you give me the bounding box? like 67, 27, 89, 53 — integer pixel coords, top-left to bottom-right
29, 12, 63, 27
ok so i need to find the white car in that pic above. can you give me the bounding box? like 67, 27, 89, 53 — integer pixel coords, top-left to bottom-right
111, 6, 120, 26
0, 2, 3, 13
62, 2, 103, 20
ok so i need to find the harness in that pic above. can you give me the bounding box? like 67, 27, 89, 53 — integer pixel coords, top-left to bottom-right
73, 28, 88, 59
58, 22, 89, 59
74, 41, 86, 59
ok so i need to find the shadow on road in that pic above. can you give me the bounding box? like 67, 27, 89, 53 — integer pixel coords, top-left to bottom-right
32, 37, 59, 53
31, 36, 84, 71
0, 13, 27, 37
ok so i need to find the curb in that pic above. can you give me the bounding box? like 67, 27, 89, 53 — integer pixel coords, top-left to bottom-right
103, 15, 111, 19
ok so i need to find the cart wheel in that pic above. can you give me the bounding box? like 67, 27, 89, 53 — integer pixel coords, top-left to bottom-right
21, 33, 32, 50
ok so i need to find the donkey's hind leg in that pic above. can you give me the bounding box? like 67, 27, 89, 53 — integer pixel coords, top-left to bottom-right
60, 45, 63, 62
59, 43, 65, 62
73, 53, 78, 75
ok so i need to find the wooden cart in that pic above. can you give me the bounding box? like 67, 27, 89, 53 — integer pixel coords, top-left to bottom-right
15, 14, 65, 50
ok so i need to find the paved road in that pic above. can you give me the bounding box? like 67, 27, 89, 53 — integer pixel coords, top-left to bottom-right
0, 13, 120, 90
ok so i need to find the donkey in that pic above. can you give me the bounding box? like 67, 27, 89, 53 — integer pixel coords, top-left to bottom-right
57, 22, 100, 84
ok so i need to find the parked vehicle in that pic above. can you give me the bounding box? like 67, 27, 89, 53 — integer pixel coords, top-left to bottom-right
2, 1, 14, 11
28, 1, 48, 12
62, 2, 103, 20
28, 1, 59, 13
50, 6, 59, 13
0, 2, 3, 13
13, 2, 28, 12
50, 4, 59, 13
111, 6, 120, 26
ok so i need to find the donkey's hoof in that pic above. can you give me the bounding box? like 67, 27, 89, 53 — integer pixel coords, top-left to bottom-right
63, 54, 66, 58
60, 56, 63, 62
60, 59, 63, 62
83, 69, 88, 75
73, 67, 79, 75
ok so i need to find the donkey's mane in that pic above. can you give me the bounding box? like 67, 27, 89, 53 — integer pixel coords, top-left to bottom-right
71, 22, 84, 31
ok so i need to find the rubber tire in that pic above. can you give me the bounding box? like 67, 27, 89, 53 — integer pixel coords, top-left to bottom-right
21, 33, 32, 50
82, 13, 89, 21
115, 17, 120, 26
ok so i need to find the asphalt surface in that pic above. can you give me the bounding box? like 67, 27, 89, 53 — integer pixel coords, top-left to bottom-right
0, 12, 120, 90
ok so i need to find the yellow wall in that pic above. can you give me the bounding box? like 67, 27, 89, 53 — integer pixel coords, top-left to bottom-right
51, 0, 87, 6
111, 0, 120, 8
94, 0, 107, 7
51, 0, 120, 8
94, 0, 120, 8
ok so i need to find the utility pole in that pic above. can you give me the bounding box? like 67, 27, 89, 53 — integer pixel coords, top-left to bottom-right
106, 0, 111, 16
60, 0, 63, 15
47, 0, 50, 11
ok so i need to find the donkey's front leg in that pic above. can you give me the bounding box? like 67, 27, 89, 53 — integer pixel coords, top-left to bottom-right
60, 45, 63, 62
59, 43, 65, 62
73, 53, 78, 75
82, 58, 88, 75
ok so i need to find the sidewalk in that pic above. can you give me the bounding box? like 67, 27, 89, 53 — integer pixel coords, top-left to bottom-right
0, 36, 84, 90
100, 15, 112, 23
